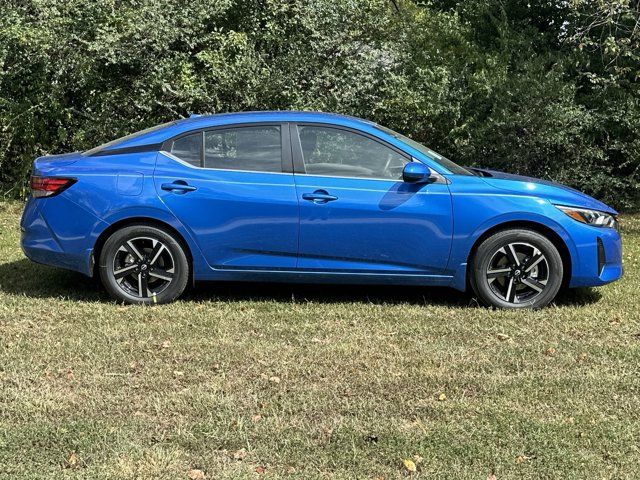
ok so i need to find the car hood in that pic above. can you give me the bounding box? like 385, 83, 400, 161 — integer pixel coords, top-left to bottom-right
470, 167, 617, 215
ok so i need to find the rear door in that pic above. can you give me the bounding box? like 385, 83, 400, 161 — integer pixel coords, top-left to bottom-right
292, 123, 453, 275
154, 123, 299, 270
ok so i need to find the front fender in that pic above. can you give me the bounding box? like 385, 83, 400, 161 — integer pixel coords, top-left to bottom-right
446, 194, 580, 291
466, 211, 578, 262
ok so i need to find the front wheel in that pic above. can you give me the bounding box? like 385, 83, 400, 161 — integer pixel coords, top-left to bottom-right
471, 229, 564, 309
99, 225, 189, 305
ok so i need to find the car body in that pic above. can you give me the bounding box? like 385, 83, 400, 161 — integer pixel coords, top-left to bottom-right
21, 111, 623, 307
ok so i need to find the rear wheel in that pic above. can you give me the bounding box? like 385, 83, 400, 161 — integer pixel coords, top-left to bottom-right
471, 229, 563, 309
99, 225, 189, 304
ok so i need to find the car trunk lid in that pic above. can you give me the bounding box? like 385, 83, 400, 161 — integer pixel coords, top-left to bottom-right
33, 152, 83, 175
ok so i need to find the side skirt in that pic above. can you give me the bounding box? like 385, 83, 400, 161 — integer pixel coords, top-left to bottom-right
194, 269, 455, 287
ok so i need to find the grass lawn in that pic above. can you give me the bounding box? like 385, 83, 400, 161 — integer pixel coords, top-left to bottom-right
0, 201, 639, 479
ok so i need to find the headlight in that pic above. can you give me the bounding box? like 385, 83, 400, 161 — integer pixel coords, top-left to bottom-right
555, 205, 619, 231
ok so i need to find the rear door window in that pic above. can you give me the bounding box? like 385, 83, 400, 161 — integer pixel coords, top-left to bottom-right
204, 126, 282, 173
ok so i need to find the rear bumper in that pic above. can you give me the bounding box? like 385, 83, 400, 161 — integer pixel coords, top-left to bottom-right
21, 240, 92, 276
20, 195, 104, 276
569, 225, 623, 288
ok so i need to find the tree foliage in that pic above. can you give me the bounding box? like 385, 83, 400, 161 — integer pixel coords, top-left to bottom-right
1, 0, 638, 209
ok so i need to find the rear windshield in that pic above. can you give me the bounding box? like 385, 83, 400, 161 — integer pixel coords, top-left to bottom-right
83, 121, 177, 156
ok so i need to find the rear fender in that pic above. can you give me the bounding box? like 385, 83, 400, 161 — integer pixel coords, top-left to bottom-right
90, 206, 210, 278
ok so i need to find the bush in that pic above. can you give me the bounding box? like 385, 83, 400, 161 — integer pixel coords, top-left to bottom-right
1, 0, 638, 209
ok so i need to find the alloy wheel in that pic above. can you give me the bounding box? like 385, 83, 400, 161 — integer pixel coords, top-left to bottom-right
111, 236, 175, 299
485, 242, 550, 305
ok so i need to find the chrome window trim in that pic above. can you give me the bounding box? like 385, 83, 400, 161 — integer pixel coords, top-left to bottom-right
159, 151, 292, 176
293, 172, 404, 183
159, 152, 449, 184
293, 159, 449, 184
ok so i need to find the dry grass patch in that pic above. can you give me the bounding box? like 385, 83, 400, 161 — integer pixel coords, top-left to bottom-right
0, 202, 639, 479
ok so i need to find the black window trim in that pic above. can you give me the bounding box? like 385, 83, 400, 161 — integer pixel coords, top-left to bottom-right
290, 122, 412, 181
89, 143, 163, 157
160, 122, 293, 174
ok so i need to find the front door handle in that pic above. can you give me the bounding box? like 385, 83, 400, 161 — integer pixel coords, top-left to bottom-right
302, 190, 338, 204
161, 181, 197, 193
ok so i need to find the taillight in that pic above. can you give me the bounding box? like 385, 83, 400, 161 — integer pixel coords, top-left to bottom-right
30, 176, 76, 198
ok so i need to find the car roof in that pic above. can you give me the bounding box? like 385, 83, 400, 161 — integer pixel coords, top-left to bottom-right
182, 110, 374, 126
105, 111, 379, 151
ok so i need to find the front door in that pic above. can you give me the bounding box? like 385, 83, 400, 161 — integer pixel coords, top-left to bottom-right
154, 123, 299, 270
292, 124, 452, 275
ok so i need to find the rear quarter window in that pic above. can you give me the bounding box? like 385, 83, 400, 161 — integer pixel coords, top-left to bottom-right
170, 133, 202, 167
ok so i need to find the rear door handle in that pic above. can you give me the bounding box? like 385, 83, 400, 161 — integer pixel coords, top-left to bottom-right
302, 190, 338, 204
161, 181, 197, 193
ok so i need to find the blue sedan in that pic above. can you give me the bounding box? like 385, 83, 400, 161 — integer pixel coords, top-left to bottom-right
21, 111, 623, 308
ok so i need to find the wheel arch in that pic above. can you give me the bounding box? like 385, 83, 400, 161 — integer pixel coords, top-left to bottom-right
92, 217, 194, 283
466, 220, 573, 290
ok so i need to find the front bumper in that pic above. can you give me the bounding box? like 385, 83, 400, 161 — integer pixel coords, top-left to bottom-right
568, 223, 622, 288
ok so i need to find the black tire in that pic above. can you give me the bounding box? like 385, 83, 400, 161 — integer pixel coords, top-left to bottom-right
470, 229, 563, 309
99, 225, 189, 305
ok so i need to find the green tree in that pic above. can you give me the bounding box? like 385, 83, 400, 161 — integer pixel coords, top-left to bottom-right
1, 0, 638, 209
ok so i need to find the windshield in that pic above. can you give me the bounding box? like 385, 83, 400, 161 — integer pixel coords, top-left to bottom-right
83, 121, 177, 156
373, 124, 473, 175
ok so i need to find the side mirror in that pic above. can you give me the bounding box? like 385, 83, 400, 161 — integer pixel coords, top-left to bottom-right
402, 162, 433, 184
